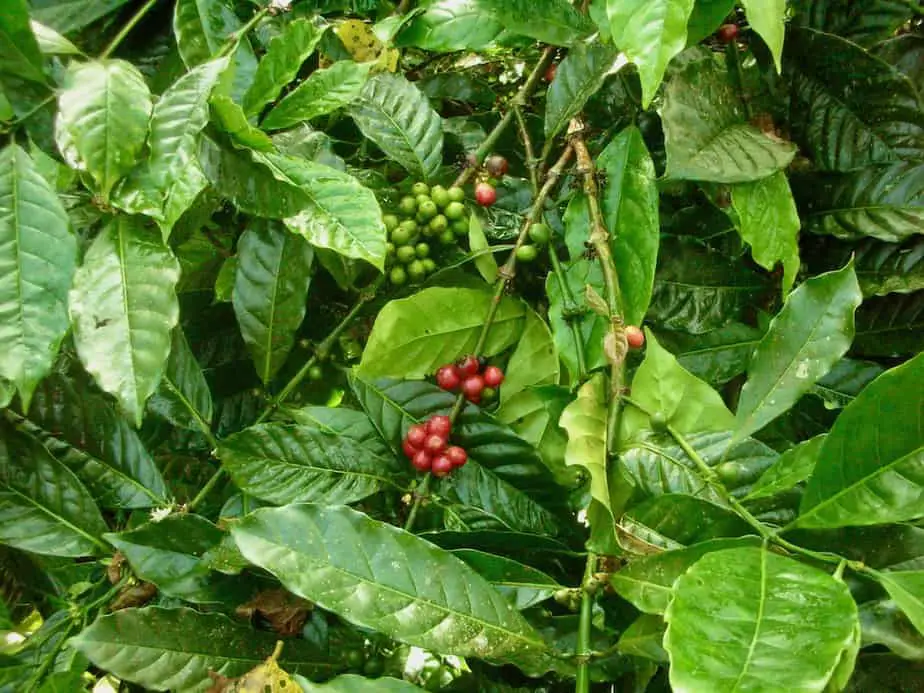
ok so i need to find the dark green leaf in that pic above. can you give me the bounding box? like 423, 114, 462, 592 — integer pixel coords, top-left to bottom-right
546, 258, 608, 382
786, 27, 924, 171
685, 0, 735, 45
395, 0, 505, 52
499, 309, 559, 405
479, 0, 592, 46
232, 504, 551, 672
791, 0, 917, 47
853, 292, 924, 357
873, 34, 924, 92
211, 95, 276, 152
233, 220, 314, 383
218, 424, 403, 505
739, 0, 785, 71
451, 549, 561, 610
148, 327, 214, 433
617, 613, 668, 662
622, 495, 752, 548
810, 357, 884, 409
71, 606, 339, 691
859, 599, 924, 660
874, 571, 924, 638
653, 323, 764, 386
744, 435, 823, 502
796, 352, 924, 528
0, 0, 47, 85
262, 61, 372, 132
286, 406, 391, 459
664, 547, 859, 691
348, 73, 443, 181
0, 144, 76, 410
855, 238, 924, 297
298, 675, 425, 692
30, 0, 133, 35
0, 421, 106, 557
545, 42, 619, 139
69, 217, 181, 427
662, 51, 796, 182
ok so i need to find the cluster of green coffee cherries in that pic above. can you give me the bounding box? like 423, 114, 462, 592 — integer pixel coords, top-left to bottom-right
385, 182, 470, 286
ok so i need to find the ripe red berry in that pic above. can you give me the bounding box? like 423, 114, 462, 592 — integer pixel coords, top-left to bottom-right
435, 365, 461, 391
406, 424, 428, 448
474, 182, 497, 207
446, 446, 468, 468
485, 155, 508, 178
426, 415, 452, 438
717, 23, 739, 44
462, 375, 485, 401
625, 325, 645, 349
456, 355, 480, 377
544, 63, 557, 82
482, 365, 504, 388
424, 434, 447, 454
402, 439, 419, 458
431, 455, 453, 477
411, 450, 432, 472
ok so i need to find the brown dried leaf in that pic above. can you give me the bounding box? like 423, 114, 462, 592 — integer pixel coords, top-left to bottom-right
109, 581, 157, 611
584, 284, 609, 318
107, 552, 126, 584
236, 588, 313, 637
208, 641, 297, 692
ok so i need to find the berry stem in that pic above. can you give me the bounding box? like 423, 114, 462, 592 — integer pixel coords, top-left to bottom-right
513, 106, 540, 192
403, 473, 431, 531
99, 0, 160, 59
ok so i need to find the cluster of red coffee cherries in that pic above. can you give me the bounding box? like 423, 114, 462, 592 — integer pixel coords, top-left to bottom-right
402, 415, 468, 477
434, 355, 504, 405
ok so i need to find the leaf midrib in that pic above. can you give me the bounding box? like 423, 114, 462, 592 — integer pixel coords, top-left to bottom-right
730, 548, 767, 691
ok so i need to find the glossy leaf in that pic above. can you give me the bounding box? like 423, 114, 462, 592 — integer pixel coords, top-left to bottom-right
467, 213, 498, 283
874, 571, 924, 637
859, 599, 924, 660
500, 309, 559, 404
545, 42, 620, 139
57, 60, 152, 200
546, 258, 609, 381
622, 495, 751, 548
854, 238, 924, 297
598, 126, 660, 326
71, 606, 338, 691
232, 220, 314, 383
796, 351, 924, 528
622, 330, 735, 441
745, 435, 823, 502
299, 676, 425, 692
29, 20, 81, 56
653, 323, 764, 386
210, 95, 275, 152
662, 51, 796, 182
617, 613, 668, 662
262, 61, 372, 132
232, 504, 551, 671
148, 328, 214, 433
479, 0, 592, 46
735, 262, 862, 440
395, 0, 505, 52
243, 18, 324, 118
797, 164, 924, 244
29, 374, 168, 509
810, 358, 884, 409
791, 0, 917, 48
359, 287, 525, 379
874, 33, 924, 91
606, 0, 695, 107
0, 0, 46, 85
218, 423, 403, 506
685, 0, 734, 44
286, 406, 391, 459
348, 73, 443, 181
0, 144, 76, 410
853, 292, 924, 357
665, 547, 859, 692
0, 421, 106, 557
786, 28, 924, 171
30, 0, 133, 35
739, 0, 785, 71
730, 171, 800, 294
451, 549, 561, 610
68, 217, 181, 427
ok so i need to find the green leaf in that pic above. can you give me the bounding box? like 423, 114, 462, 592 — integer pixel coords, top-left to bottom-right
791, 0, 917, 48
859, 599, 924, 660
665, 547, 859, 692
685, 0, 735, 45
609, 537, 760, 614
617, 613, 668, 662
218, 424, 403, 506
71, 606, 339, 692
653, 323, 765, 386
730, 171, 800, 294
734, 262, 862, 441
29, 374, 168, 509
479, 0, 592, 46
853, 293, 924, 357
29, 20, 81, 56
786, 27, 924, 171
739, 0, 785, 72
347, 73, 443, 181
546, 258, 609, 382
622, 330, 735, 441
662, 51, 796, 182
232, 504, 551, 671
622, 494, 751, 548
148, 327, 214, 433
68, 217, 181, 427
851, 238, 924, 297
500, 310, 559, 405
467, 213, 498, 284
0, 0, 47, 85
796, 351, 924, 528
545, 42, 620, 139
744, 435, 823, 502
874, 571, 924, 637
359, 287, 526, 379
451, 549, 561, 610
243, 18, 324, 118
874, 34, 924, 92
287, 405, 391, 460
298, 675, 425, 692
232, 220, 314, 383
211, 95, 276, 152
598, 126, 660, 325
259, 154, 387, 271
0, 144, 76, 410
30, 0, 132, 35
796, 164, 924, 244
262, 61, 372, 132
57, 60, 152, 201
606, 0, 695, 107
810, 357, 884, 409
0, 421, 106, 557
395, 0, 505, 52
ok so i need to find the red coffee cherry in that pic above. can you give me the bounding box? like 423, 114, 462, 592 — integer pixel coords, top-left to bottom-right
411, 450, 432, 472
435, 365, 461, 391
406, 424, 428, 448
717, 23, 739, 44
402, 439, 419, 459
485, 155, 508, 178
431, 455, 453, 477
456, 356, 480, 377
625, 326, 645, 349
446, 446, 468, 468
544, 63, 557, 82
475, 182, 497, 207
426, 415, 452, 438
462, 375, 486, 401
482, 365, 504, 388
424, 434, 448, 454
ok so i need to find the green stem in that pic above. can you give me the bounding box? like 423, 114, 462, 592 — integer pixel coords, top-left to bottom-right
217, 7, 270, 59
726, 40, 751, 121
100, 0, 160, 59
548, 244, 587, 383
513, 106, 540, 192
574, 554, 596, 693
403, 473, 432, 531
188, 467, 226, 512
162, 380, 219, 450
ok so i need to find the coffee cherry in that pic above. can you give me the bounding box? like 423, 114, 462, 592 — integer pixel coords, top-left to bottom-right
430, 186, 450, 208
422, 258, 437, 274
425, 434, 447, 454
402, 439, 419, 458
457, 355, 480, 377
452, 219, 469, 235
528, 223, 551, 246
407, 259, 427, 281
462, 375, 485, 400
398, 196, 417, 215
625, 325, 645, 349
406, 424, 428, 448
419, 200, 438, 220
446, 446, 468, 468
411, 182, 430, 196
411, 449, 432, 472
391, 226, 411, 245
485, 155, 509, 178
345, 648, 365, 669
429, 214, 448, 233
717, 23, 739, 43
436, 365, 461, 391
308, 365, 323, 381
444, 201, 466, 220
439, 230, 456, 245
431, 455, 453, 477
448, 186, 465, 202
383, 214, 399, 231
516, 244, 538, 263
385, 242, 396, 258
475, 182, 497, 207
389, 266, 407, 285
481, 386, 497, 403
396, 245, 417, 264
544, 63, 557, 82
649, 411, 669, 432
483, 365, 504, 388
427, 415, 452, 438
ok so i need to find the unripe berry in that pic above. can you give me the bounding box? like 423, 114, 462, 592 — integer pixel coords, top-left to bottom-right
485, 155, 508, 178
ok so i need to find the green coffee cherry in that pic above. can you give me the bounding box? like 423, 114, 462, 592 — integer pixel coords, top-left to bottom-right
408, 259, 427, 281
411, 182, 430, 196
390, 226, 411, 245
398, 196, 417, 216
439, 230, 456, 245
448, 186, 465, 202
419, 200, 438, 220
396, 245, 417, 264
444, 201, 466, 220
422, 258, 437, 274
383, 214, 399, 231
415, 242, 430, 258
516, 244, 538, 262
528, 223, 551, 246
429, 214, 448, 233
389, 266, 407, 285
430, 185, 450, 208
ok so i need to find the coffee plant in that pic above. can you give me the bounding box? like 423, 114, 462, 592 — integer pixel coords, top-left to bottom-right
1, 0, 923, 690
